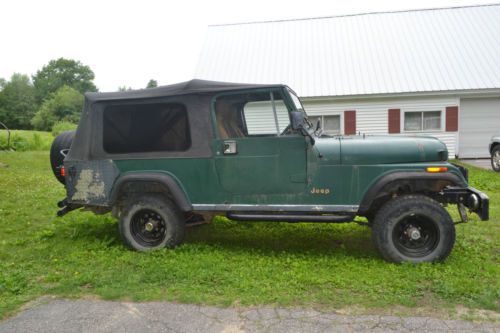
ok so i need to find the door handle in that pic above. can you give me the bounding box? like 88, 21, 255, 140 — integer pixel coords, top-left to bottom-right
223, 141, 237, 155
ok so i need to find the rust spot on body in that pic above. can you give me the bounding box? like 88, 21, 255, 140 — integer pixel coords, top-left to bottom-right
72, 169, 106, 201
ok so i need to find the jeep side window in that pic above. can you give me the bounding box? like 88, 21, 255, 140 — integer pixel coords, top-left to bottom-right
103, 102, 191, 154
215, 91, 291, 139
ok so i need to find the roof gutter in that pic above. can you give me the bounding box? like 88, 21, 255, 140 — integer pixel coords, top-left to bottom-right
301, 88, 500, 101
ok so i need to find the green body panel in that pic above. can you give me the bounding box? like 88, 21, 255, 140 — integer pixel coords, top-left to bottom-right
338, 136, 448, 164
213, 135, 307, 194
108, 86, 466, 210
114, 134, 466, 207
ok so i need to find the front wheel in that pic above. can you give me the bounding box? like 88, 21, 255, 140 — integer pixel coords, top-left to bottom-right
119, 195, 185, 251
371, 195, 455, 263
491, 146, 500, 172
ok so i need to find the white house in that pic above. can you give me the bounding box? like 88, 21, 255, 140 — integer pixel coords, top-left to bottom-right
195, 4, 500, 158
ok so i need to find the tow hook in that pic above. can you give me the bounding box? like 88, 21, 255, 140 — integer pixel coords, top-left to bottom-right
56, 198, 79, 217
457, 203, 468, 223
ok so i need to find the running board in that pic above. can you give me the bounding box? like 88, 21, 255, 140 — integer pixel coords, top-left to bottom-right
226, 212, 355, 223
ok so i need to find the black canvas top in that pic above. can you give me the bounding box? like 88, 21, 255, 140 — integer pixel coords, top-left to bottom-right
85, 79, 285, 102
68, 79, 287, 161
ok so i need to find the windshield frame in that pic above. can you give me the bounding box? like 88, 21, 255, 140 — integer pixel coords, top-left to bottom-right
285, 87, 316, 131
286, 87, 305, 112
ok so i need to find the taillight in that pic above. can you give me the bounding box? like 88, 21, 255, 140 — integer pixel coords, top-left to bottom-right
426, 167, 448, 173
60, 166, 66, 177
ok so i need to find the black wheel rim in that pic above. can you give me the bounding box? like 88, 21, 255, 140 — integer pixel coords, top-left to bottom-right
392, 214, 440, 258
130, 209, 167, 247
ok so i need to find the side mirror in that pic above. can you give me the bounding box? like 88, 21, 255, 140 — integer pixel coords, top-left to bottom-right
290, 111, 305, 130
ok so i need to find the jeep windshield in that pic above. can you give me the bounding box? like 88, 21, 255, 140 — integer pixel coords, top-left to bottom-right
287, 88, 304, 111
287, 88, 315, 131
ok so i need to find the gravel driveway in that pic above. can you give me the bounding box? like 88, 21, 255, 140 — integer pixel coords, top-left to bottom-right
0, 299, 497, 333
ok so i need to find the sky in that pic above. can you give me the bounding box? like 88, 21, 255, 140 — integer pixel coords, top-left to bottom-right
0, 0, 494, 92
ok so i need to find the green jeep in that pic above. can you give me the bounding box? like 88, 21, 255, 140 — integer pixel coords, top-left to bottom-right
50, 80, 489, 263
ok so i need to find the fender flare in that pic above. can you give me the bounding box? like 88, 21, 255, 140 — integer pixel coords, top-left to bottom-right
109, 172, 192, 212
358, 171, 466, 213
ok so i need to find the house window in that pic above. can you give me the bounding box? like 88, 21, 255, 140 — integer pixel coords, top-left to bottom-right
308, 115, 341, 135
404, 111, 441, 131
103, 102, 191, 154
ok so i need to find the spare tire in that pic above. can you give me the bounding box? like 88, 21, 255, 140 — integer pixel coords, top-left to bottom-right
50, 130, 75, 184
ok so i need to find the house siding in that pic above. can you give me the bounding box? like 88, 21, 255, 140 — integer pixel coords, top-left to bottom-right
302, 95, 460, 157
243, 102, 289, 135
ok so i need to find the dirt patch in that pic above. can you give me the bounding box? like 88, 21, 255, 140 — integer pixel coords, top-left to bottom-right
16, 295, 59, 313
455, 305, 499, 322
333, 304, 499, 322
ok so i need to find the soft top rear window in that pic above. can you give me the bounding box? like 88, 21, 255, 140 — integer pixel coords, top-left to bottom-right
103, 102, 191, 154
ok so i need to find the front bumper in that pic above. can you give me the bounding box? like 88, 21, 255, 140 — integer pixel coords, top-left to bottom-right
441, 186, 489, 221
467, 186, 489, 221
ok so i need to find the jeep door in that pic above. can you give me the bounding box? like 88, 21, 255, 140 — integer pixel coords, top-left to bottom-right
212, 89, 307, 196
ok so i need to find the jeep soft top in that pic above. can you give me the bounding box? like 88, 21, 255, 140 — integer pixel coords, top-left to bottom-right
50, 79, 489, 263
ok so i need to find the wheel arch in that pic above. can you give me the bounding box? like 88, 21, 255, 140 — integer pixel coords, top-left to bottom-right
491, 142, 500, 154
358, 171, 467, 215
110, 172, 192, 212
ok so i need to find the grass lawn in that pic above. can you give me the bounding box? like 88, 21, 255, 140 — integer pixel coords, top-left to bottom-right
0, 151, 498, 319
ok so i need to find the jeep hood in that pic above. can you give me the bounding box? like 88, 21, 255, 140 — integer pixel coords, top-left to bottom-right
315, 135, 448, 165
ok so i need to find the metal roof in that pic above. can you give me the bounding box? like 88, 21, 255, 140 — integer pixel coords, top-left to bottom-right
195, 4, 500, 97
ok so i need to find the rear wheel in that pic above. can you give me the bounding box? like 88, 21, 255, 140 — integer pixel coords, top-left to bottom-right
491, 146, 500, 172
372, 195, 455, 263
119, 195, 185, 251
50, 130, 75, 184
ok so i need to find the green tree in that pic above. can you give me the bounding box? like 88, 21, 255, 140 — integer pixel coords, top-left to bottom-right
0, 73, 37, 129
146, 79, 158, 88
31, 86, 83, 131
32, 58, 97, 103
118, 86, 132, 92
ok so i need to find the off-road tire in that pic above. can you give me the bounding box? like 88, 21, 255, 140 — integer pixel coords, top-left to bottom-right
119, 195, 185, 251
372, 195, 455, 263
50, 130, 75, 184
364, 212, 376, 225
491, 145, 500, 172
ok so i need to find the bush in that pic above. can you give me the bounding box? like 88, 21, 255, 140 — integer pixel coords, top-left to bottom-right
0, 130, 11, 150
52, 121, 77, 137
31, 86, 84, 131
0, 130, 53, 151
